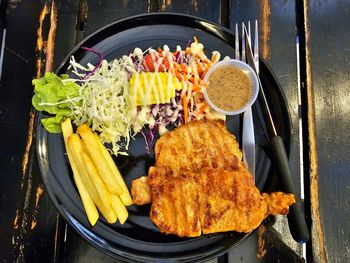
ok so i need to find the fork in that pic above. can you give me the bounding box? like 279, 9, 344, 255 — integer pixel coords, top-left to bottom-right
239, 21, 310, 243
235, 21, 259, 179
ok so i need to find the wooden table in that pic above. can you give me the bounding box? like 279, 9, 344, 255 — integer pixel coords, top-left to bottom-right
0, 0, 348, 262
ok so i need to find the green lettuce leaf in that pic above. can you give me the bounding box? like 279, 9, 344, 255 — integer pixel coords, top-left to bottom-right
32, 72, 81, 133
41, 117, 62, 133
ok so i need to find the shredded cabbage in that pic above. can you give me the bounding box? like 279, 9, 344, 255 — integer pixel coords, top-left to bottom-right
69, 56, 136, 155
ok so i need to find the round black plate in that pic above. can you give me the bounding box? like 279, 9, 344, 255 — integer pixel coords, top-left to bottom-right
36, 13, 291, 263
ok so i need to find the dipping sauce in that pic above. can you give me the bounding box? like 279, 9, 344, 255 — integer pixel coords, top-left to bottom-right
206, 66, 253, 111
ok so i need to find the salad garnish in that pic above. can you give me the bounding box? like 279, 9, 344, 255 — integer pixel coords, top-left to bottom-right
32, 37, 226, 155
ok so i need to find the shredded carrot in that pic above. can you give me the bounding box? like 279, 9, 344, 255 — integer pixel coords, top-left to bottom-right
157, 37, 221, 124
175, 71, 183, 81
179, 63, 187, 72
201, 69, 209, 79
195, 61, 203, 75
182, 95, 189, 123
198, 103, 208, 115
192, 84, 202, 92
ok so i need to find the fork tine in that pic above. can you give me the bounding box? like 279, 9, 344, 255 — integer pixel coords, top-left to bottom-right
254, 20, 259, 72
248, 21, 251, 45
241, 22, 246, 62
235, 23, 239, 60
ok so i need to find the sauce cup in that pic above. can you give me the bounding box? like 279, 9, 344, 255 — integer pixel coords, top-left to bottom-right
202, 59, 259, 115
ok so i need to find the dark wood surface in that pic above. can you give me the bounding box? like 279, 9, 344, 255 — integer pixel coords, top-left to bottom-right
306, 0, 350, 262
0, 0, 347, 262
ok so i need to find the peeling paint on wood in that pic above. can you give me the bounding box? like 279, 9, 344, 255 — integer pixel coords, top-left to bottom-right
53, 213, 61, 262
36, 58, 42, 80
257, 225, 267, 259
20, 110, 35, 189
22, 0, 57, 188
20, 0, 51, 188
75, 0, 88, 44
191, 0, 199, 12
160, 0, 172, 11
14, 161, 33, 262
260, 0, 270, 60
30, 220, 37, 230
36, 3, 49, 53
11, 1, 58, 260
304, 1, 327, 262
30, 185, 44, 230
36, 3, 49, 78
13, 209, 20, 230
35, 186, 44, 207
147, 0, 159, 12
45, 0, 57, 72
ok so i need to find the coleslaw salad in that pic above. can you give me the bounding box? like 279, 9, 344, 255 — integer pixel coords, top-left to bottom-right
32, 37, 227, 155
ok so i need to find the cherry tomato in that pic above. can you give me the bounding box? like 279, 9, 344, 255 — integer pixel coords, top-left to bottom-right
143, 53, 170, 72
143, 54, 155, 72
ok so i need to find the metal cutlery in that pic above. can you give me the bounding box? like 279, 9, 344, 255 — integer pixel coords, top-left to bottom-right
242, 24, 310, 243
235, 22, 256, 179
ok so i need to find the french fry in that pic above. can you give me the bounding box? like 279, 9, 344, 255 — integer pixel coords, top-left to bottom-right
94, 200, 117, 224
111, 194, 128, 224
68, 134, 117, 224
77, 124, 122, 195
94, 133, 133, 206
81, 151, 112, 208
61, 119, 99, 226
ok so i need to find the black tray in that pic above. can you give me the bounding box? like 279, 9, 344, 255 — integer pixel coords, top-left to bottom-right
36, 13, 291, 263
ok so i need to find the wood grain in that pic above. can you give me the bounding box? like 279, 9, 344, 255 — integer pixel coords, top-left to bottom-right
260, 0, 270, 60
6, 1, 60, 262
303, 1, 326, 261
82, 0, 149, 36
229, 0, 304, 260
306, 0, 350, 262
3, 0, 349, 261
161, 0, 220, 23
45, 0, 57, 72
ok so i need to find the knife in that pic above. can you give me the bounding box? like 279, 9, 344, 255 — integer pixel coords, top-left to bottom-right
240, 22, 256, 179
244, 28, 310, 243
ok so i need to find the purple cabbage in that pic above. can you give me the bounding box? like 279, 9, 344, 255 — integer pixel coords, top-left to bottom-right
141, 127, 157, 154
81, 47, 103, 79
129, 53, 145, 72
139, 92, 184, 152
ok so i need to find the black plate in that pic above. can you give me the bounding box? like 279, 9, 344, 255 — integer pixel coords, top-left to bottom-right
36, 13, 291, 262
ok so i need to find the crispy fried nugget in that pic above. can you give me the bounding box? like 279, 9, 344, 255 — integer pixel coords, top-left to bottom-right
131, 176, 151, 205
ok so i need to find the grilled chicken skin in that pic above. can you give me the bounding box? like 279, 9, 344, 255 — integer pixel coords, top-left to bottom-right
132, 119, 243, 205
148, 167, 295, 237
131, 120, 296, 237
155, 119, 243, 172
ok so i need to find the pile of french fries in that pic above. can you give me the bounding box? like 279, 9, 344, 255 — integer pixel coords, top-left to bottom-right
61, 118, 132, 226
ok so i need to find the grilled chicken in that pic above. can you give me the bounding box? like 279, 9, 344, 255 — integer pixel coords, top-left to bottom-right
262, 192, 297, 216
131, 176, 151, 205
149, 169, 201, 237
131, 120, 296, 237
148, 167, 295, 237
132, 119, 243, 205
155, 119, 243, 172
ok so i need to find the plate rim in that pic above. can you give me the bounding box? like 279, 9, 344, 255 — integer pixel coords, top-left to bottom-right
36, 12, 292, 262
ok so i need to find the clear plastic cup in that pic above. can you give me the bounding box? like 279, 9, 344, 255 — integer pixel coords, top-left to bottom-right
202, 59, 259, 115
